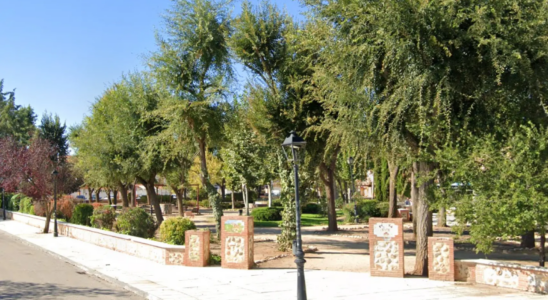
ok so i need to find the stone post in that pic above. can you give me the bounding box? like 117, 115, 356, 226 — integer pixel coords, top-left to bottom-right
221, 216, 254, 269
398, 208, 410, 222
369, 218, 404, 277
428, 237, 455, 281
184, 230, 210, 267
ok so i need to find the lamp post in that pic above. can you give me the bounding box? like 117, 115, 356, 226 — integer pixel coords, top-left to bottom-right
52, 170, 59, 237
348, 157, 358, 223
282, 131, 307, 300
2, 188, 5, 221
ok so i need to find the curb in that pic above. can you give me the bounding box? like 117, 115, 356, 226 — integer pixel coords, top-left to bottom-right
0, 221, 159, 300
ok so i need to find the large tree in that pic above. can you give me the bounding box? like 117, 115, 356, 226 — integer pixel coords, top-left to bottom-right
0, 79, 36, 144
39, 112, 68, 161
305, 0, 548, 275
149, 0, 233, 237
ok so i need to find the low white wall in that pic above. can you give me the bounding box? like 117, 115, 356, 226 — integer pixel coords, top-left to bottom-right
455, 259, 548, 294
6, 211, 185, 265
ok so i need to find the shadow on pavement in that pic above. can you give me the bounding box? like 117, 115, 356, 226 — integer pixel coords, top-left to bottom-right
0, 281, 131, 299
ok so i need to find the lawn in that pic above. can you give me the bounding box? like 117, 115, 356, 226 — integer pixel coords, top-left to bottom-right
254, 212, 342, 228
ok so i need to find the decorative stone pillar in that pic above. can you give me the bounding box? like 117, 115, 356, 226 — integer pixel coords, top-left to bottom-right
184, 230, 210, 267
428, 237, 455, 281
221, 216, 254, 269
369, 218, 404, 277
398, 209, 410, 222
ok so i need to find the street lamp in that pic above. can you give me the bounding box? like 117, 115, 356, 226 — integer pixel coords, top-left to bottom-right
52, 170, 59, 237
282, 130, 307, 300
348, 157, 358, 223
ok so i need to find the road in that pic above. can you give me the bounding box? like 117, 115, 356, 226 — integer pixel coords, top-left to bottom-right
0, 230, 142, 300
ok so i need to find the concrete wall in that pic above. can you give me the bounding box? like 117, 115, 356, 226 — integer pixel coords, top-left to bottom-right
6, 211, 185, 265
455, 259, 548, 294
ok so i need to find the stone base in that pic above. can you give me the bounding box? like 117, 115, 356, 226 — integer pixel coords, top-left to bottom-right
184, 230, 210, 267
428, 237, 454, 281
221, 216, 254, 269
368, 218, 404, 278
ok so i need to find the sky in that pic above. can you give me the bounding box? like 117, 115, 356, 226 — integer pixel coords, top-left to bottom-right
1, 0, 307, 129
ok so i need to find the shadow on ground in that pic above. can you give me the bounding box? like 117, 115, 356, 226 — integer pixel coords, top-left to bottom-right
0, 281, 131, 300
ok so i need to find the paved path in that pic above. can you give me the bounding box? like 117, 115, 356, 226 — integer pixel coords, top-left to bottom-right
0, 219, 544, 300
0, 229, 141, 300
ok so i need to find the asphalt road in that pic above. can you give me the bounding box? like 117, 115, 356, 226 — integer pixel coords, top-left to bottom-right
0, 230, 142, 300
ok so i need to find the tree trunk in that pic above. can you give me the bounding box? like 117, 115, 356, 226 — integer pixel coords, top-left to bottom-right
43, 202, 53, 233
411, 170, 418, 238
521, 230, 536, 248
87, 187, 94, 203
137, 176, 164, 225
336, 178, 345, 203
388, 160, 399, 218
412, 161, 435, 276
95, 188, 102, 203
438, 206, 447, 227
320, 161, 338, 232
113, 191, 117, 206
231, 188, 235, 210
118, 183, 129, 207
174, 188, 184, 216
539, 228, 546, 267
107, 189, 112, 205
221, 178, 226, 202
197, 137, 223, 238
268, 181, 272, 207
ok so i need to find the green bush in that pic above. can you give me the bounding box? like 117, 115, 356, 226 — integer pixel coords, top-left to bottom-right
376, 201, 389, 218
138, 195, 148, 204
72, 204, 94, 226
29, 206, 35, 215
19, 197, 33, 214
159, 217, 197, 245
335, 197, 345, 209
200, 200, 209, 208
342, 200, 383, 223
272, 200, 282, 207
90, 205, 116, 230
302, 203, 322, 214
116, 208, 155, 238
251, 207, 282, 221
10, 194, 23, 211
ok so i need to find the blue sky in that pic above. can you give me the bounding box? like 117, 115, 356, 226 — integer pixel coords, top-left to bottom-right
1, 0, 307, 128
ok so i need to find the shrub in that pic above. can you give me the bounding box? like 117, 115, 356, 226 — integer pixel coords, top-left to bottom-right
159, 217, 197, 245
19, 197, 33, 214
29, 206, 35, 215
138, 195, 148, 204
272, 200, 282, 207
90, 205, 116, 230
342, 200, 382, 223
72, 204, 94, 226
376, 201, 389, 218
302, 203, 322, 214
9, 194, 23, 211
208, 253, 221, 265
335, 197, 345, 209
33, 201, 48, 217
251, 207, 282, 221
116, 208, 155, 238
91, 202, 103, 209
200, 200, 210, 208
57, 196, 76, 221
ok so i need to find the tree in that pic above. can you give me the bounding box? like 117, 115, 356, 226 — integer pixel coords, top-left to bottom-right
39, 112, 68, 161
445, 125, 548, 266
304, 0, 548, 275
0, 79, 36, 144
149, 0, 233, 237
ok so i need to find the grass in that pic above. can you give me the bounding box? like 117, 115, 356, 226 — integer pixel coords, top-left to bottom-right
254, 213, 333, 228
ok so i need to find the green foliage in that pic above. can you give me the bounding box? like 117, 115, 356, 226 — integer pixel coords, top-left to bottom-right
38, 112, 68, 160
0, 79, 36, 144
116, 208, 155, 238
374, 158, 389, 203
29, 206, 35, 215
342, 200, 384, 223
376, 202, 389, 218
90, 205, 116, 230
18, 197, 33, 214
200, 200, 210, 208
159, 217, 197, 245
208, 253, 221, 265
302, 203, 322, 214
251, 207, 282, 221
9, 194, 23, 211
272, 200, 282, 207
72, 204, 94, 226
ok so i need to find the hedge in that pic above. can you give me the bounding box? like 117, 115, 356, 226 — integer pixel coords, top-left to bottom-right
159, 217, 197, 245
72, 204, 94, 226
251, 207, 282, 221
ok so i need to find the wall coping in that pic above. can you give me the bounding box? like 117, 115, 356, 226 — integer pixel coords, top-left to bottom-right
8, 211, 185, 250
459, 259, 548, 273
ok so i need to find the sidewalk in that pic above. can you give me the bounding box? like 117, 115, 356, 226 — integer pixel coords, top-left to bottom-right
0, 219, 544, 300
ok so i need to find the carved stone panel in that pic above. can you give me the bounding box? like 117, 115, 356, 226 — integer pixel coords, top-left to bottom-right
373, 241, 400, 271
369, 218, 404, 277
221, 216, 254, 269
184, 230, 210, 267
428, 237, 454, 281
